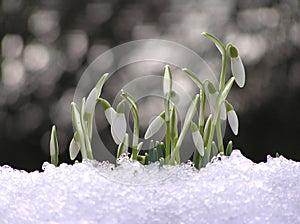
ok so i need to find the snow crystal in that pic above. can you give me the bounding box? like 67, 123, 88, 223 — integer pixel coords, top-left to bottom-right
0, 150, 299, 224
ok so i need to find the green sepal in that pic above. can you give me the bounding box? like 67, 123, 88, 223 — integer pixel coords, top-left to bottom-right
228, 44, 238, 58
225, 100, 234, 112
97, 98, 111, 111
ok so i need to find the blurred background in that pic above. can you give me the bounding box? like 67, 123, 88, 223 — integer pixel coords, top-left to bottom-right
1, 0, 300, 171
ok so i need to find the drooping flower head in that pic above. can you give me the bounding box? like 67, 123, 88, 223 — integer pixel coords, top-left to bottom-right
229, 45, 245, 88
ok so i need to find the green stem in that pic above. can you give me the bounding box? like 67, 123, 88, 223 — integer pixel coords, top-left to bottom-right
199, 90, 206, 135
216, 115, 224, 153
219, 54, 227, 90
165, 120, 171, 163
121, 90, 139, 160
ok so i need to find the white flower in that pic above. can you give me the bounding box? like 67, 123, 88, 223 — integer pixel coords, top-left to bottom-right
111, 112, 127, 145
191, 122, 204, 156
231, 55, 245, 88
104, 107, 117, 125
228, 110, 239, 135
69, 137, 80, 160
144, 115, 165, 139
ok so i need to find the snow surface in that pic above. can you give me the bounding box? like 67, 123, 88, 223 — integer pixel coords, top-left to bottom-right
0, 150, 299, 224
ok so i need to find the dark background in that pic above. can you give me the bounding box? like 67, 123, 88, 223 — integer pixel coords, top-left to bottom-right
1, 0, 300, 171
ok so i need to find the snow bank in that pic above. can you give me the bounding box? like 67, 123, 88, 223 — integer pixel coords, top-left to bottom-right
0, 150, 299, 224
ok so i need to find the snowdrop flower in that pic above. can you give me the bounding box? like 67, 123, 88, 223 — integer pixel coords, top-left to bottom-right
99, 98, 126, 144
226, 101, 239, 135
69, 135, 80, 160
229, 45, 245, 88
163, 65, 172, 98
144, 112, 165, 139
191, 121, 204, 156
98, 98, 116, 125
111, 112, 126, 145
111, 102, 127, 145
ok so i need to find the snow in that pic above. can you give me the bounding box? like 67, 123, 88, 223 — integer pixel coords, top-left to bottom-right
0, 150, 299, 224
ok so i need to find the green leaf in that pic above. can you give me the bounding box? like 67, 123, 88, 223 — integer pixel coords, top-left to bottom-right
117, 133, 128, 158
170, 94, 199, 164
182, 68, 205, 91
156, 141, 165, 159
211, 141, 219, 159
225, 141, 233, 156
219, 77, 235, 103
201, 32, 226, 55
71, 102, 87, 159
80, 98, 93, 160
121, 89, 139, 160
85, 73, 109, 115
144, 153, 149, 165
203, 114, 212, 146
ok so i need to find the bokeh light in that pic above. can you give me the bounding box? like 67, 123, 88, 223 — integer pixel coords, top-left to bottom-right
0, 0, 300, 171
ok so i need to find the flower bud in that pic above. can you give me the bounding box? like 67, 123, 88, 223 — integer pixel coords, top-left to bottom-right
229, 45, 245, 88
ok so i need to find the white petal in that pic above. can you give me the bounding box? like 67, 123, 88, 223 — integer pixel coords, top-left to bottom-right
111, 113, 127, 144
231, 56, 245, 88
192, 130, 204, 156
228, 110, 239, 135
69, 138, 80, 160
144, 116, 164, 139
85, 88, 97, 114
104, 107, 117, 125
220, 102, 227, 120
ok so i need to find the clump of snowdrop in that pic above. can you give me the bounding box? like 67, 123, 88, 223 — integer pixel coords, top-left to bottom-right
49, 32, 246, 169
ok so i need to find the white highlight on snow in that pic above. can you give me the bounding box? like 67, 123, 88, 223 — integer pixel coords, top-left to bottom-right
0, 150, 299, 224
